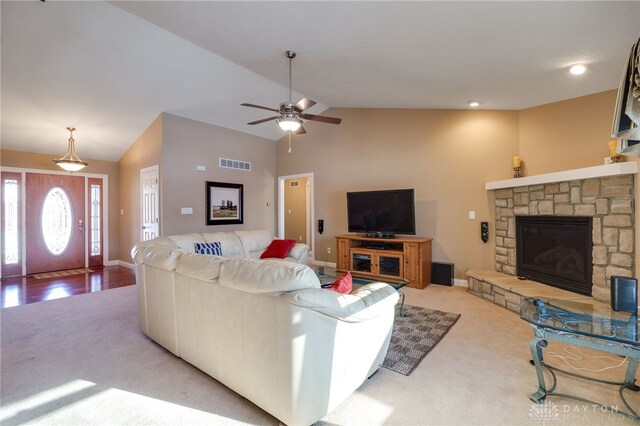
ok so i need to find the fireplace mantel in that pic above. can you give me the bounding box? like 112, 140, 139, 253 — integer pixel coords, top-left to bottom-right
485, 162, 638, 191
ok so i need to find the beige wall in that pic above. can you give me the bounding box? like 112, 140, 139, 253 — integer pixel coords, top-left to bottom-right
117, 114, 163, 261
518, 90, 618, 174
518, 89, 640, 285
116, 113, 277, 260
284, 177, 308, 243
0, 149, 120, 261
160, 114, 277, 236
276, 108, 520, 277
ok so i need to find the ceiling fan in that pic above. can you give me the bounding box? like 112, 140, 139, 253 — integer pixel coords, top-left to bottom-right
241, 50, 342, 134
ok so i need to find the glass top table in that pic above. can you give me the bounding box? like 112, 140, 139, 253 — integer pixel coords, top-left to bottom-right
520, 296, 639, 420
314, 267, 408, 315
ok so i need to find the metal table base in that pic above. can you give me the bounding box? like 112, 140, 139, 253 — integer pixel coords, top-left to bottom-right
529, 325, 640, 420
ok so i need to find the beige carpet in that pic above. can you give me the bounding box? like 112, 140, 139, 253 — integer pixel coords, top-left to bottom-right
1, 285, 637, 425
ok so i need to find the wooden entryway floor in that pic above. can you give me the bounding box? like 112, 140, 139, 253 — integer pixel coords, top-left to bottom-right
0, 265, 136, 308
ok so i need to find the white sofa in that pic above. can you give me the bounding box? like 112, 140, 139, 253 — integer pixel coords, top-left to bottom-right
144, 228, 309, 264
131, 234, 399, 426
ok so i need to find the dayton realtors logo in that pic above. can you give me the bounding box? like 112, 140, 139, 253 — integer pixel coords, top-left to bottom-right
529, 401, 560, 424
529, 401, 623, 423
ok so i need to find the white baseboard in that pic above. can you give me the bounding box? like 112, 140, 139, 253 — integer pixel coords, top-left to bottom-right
309, 259, 337, 268
106, 260, 135, 269
453, 278, 468, 287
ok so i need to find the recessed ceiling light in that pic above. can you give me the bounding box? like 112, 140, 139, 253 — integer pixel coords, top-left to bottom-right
568, 64, 587, 75
468, 101, 480, 108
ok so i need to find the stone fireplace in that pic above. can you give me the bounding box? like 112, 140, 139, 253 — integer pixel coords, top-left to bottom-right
490, 164, 636, 303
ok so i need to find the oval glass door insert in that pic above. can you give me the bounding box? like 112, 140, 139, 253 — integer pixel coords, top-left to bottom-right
41, 187, 73, 255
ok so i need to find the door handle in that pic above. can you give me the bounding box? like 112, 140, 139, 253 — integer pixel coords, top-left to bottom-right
78, 219, 85, 232
142, 226, 148, 229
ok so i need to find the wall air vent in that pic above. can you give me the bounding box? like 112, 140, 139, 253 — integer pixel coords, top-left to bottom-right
219, 158, 251, 171
290, 180, 299, 187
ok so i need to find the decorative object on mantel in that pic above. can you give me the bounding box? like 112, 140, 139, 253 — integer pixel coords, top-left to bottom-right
611, 36, 639, 157
53, 127, 88, 172
512, 155, 523, 178
608, 139, 622, 163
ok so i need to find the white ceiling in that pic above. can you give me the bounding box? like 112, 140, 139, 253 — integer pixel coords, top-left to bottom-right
2, 1, 639, 162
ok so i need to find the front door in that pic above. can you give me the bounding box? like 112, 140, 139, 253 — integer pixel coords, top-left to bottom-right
25, 173, 85, 274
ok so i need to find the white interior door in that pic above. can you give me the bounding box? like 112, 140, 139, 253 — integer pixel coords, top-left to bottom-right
140, 166, 159, 241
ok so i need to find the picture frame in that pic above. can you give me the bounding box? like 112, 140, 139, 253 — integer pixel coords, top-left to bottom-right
206, 181, 243, 225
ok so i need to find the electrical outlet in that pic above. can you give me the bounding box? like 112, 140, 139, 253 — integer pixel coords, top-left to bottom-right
326, 247, 331, 254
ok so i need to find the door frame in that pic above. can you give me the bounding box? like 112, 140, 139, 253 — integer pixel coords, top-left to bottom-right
278, 172, 314, 262
0, 166, 110, 278
140, 165, 160, 241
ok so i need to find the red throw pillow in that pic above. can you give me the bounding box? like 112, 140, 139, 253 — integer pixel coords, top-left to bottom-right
260, 239, 297, 259
330, 272, 353, 294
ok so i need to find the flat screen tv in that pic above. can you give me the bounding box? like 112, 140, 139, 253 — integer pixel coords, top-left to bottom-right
347, 189, 416, 237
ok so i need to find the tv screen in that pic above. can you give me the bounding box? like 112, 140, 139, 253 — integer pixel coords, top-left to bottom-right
347, 189, 416, 236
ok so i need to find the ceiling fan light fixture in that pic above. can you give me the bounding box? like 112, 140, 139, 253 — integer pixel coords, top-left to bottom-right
277, 117, 302, 132
53, 127, 88, 172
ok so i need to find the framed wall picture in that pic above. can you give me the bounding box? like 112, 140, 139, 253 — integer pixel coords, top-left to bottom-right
206, 181, 243, 225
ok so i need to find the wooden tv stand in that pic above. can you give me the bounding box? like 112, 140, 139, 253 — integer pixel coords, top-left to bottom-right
335, 234, 432, 289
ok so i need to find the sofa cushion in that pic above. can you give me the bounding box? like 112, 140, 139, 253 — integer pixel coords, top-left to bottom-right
195, 242, 223, 256
168, 233, 206, 254
176, 253, 225, 282
219, 258, 320, 294
202, 232, 245, 258
260, 239, 296, 259
330, 272, 353, 294
283, 282, 399, 322
234, 229, 273, 257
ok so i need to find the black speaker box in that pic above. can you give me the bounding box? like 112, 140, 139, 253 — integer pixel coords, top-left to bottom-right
611, 276, 638, 315
432, 262, 454, 286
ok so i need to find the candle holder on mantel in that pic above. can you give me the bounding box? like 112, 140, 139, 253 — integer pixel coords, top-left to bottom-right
512, 155, 523, 178
609, 140, 621, 163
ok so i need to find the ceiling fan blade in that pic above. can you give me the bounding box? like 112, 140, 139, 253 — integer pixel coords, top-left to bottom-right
301, 113, 342, 125
295, 125, 307, 135
241, 103, 279, 113
293, 98, 317, 112
247, 116, 280, 125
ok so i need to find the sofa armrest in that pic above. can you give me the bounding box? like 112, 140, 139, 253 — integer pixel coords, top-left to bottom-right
286, 243, 309, 263
282, 282, 399, 322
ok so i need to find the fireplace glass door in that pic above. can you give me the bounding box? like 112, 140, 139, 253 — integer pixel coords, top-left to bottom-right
516, 216, 593, 296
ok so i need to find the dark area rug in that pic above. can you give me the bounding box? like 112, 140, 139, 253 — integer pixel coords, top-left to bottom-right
383, 304, 461, 375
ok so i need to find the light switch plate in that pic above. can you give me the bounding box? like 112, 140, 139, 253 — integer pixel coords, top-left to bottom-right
181, 207, 193, 215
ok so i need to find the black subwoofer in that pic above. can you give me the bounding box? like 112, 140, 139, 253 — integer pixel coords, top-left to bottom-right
611, 276, 638, 315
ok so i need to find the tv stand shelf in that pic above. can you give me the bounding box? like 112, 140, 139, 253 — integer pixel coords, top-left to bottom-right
335, 234, 432, 289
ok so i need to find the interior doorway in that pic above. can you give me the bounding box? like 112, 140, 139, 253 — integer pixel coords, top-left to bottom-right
140, 165, 160, 241
278, 173, 314, 261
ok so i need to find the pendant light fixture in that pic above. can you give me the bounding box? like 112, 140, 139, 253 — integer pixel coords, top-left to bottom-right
53, 127, 88, 172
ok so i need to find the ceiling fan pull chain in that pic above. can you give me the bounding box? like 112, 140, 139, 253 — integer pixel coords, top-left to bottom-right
288, 131, 292, 154
288, 52, 293, 104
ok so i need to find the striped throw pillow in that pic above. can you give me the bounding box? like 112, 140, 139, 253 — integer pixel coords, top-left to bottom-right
194, 242, 223, 256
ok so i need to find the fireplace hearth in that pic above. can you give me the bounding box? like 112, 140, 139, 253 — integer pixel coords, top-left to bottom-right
516, 216, 592, 296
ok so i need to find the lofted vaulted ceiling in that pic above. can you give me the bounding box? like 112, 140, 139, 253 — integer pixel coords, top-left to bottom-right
1, 1, 639, 162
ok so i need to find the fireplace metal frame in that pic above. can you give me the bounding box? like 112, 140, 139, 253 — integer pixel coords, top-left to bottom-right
516, 215, 593, 296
